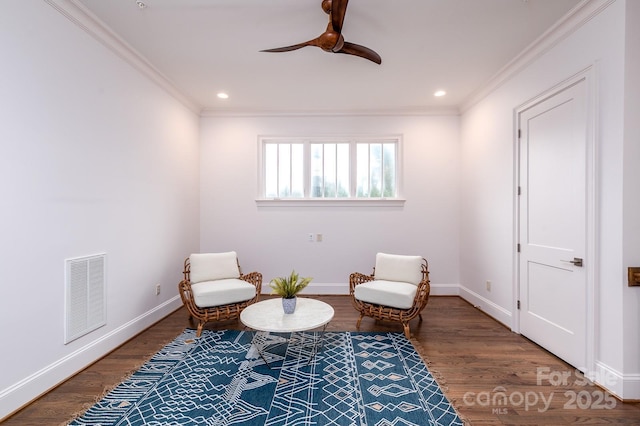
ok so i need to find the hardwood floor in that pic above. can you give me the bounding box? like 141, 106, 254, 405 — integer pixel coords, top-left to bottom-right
5, 296, 640, 425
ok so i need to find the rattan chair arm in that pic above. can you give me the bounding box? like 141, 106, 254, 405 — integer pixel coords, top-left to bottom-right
413, 278, 431, 302
406, 277, 431, 318
177, 278, 201, 317
182, 257, 191, 281
349, 272, 375, 294
240, 271, 263, 294
178, 279, 192, 301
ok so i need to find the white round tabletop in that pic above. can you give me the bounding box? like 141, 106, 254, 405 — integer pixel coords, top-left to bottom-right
240, 297, 334, 333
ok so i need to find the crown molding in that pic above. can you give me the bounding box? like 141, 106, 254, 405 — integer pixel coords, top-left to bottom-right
44, 0, 611, 119
460, 0, 615, 113
199, 106, 460, 118
44, 0, 201, 114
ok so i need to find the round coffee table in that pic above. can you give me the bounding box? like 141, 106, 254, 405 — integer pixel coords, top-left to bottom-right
240, 297, 334, 367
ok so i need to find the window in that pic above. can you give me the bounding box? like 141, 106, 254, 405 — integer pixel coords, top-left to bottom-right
259, 136, 403, 205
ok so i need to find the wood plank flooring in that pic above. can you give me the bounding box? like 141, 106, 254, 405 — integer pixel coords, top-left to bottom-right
4, 296, 640, 425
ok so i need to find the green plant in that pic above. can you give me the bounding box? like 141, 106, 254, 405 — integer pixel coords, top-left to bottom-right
269, 270, 312, 299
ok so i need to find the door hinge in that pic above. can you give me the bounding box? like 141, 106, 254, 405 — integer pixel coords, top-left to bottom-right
518, 129, 521, 139
517, 300, 521, 310
517, 243, 521, 253
518, 186, 521, 195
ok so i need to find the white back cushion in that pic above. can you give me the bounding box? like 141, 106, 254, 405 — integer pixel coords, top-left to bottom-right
190, 252, 240, 283
374, 253, 423, 285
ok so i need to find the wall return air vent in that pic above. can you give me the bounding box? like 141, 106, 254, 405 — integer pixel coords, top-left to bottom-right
65, 253, 106, 344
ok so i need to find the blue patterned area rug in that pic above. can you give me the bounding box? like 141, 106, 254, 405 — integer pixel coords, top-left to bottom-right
69, 329, 463, 425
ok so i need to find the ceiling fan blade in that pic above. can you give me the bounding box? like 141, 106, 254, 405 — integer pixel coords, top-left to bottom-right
331, 0, 349, 33
337, 41, 381, 64
261, 0, 381, 64
261, 38, 320, 53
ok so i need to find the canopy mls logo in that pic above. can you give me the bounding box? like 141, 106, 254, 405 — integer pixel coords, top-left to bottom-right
463, 367, 617, 413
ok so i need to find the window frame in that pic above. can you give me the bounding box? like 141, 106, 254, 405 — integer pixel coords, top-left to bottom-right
256, 135, 405, 207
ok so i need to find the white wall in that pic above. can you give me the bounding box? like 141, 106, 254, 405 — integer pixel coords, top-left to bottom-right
0, 2, 200, 419
2, 0, 638, 419
622, 0, 640, 389
199, 114, 460, 294
460, 0, 639, 398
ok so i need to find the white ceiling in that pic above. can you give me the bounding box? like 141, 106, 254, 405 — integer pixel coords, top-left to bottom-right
74, 0, 583, 114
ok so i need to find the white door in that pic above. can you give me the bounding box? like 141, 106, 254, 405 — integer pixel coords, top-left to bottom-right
518, 77, 588, 371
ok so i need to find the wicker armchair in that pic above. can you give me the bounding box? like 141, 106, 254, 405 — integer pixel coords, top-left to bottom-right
178, 252, 262, 337
349, 253, 430, 339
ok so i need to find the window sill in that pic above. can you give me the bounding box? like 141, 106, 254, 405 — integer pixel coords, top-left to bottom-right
255, 198, 406, 207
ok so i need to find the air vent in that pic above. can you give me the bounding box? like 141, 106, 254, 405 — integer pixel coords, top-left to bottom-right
65, 254, 106, 344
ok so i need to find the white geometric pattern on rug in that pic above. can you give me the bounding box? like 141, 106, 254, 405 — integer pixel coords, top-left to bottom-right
365, 400, 421, 412
69, 329, 463, 425
367, 383, 414, 398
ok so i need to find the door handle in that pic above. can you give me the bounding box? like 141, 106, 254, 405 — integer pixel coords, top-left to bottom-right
561, 257, 583, 267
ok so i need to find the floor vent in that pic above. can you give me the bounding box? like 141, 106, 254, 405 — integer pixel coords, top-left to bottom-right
65, 253, 106, 344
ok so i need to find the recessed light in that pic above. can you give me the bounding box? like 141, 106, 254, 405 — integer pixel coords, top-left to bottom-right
136, 1, 147, 9
434, 90, 446, 97
217, 92, 229, 99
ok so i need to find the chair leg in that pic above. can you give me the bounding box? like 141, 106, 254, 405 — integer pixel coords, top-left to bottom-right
356, 313, 364, 329
196, 322, 204, 337
403, 323, 411, 339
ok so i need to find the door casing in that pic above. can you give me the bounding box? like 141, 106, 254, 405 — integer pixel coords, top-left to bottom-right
513, 66, 597, 375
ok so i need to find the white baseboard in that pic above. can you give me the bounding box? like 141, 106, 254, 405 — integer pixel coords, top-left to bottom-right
303, 282, 350, 295
261, 282, 462, 297
260, 282, 349, 295
592, 361, 640, 400
458, 285, 512, 328
0, 296, 183, 421
592, 361, 624, 399
622, 373, 640, 400
429, 283, 460, 296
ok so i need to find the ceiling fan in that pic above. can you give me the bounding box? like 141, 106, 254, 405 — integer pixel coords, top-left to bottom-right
261, 0, 381, 65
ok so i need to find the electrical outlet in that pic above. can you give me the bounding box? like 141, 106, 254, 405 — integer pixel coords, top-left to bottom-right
486, 280, 491, 291
316, 233, 323, 242
307, 233, 314, 242
156, 284, 161, 295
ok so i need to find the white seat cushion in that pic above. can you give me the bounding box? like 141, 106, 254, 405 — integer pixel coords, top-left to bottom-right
191, 278, 256, 308
375, 253, 423, 285
354, 279, 417, 310
190, 252, 239, 284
